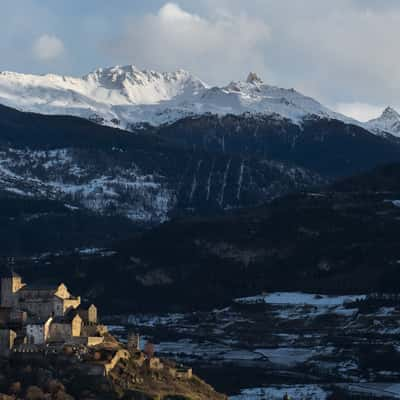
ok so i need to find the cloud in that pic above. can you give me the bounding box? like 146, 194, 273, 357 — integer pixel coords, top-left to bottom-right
158, 3, 196, 21
335, 102, 384, 122
204, 0, 400, 109
106, 2, 271, 84
97, 0, 400, 114
32, 34, 65, 61
2, 1, 400, 116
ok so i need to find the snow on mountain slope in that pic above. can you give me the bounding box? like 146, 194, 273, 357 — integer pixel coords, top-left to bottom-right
0, 66, 356, 129
0, 145, 324, 223
0, 147, 174, 222
366, 107, 400, 138
83, 65, 206, 105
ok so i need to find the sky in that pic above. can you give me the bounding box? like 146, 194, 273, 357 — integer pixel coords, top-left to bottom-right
1, 0, 400, 121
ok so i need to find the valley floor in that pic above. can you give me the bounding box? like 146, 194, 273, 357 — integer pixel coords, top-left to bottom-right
106, 292, 400, 399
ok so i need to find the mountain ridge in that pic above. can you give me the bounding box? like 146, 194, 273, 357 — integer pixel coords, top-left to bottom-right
0, 64, 388, 134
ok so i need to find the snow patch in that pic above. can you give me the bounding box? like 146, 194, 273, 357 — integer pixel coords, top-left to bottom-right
230, 385, 330, 400
236, 292, 366, 307
0, 148, 175, 222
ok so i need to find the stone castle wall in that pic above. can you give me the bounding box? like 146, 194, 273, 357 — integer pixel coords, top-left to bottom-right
0, 329, 16, 356
1, 277, 25, 308
63, 297, 81, 313
50, 323, 72, 341
22, 300, 54, 320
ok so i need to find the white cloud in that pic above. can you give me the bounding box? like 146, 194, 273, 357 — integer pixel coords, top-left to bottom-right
32, 34, 65, 61
202, 0, 400, 108
158, 3, 197, 22
335, 102, 384, 122
107, 2, 271, 84
3, 1, 400, 113
99, 0, 400, 111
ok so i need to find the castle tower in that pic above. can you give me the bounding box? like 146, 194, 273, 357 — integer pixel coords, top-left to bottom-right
128, 333, 141, 353
1, 270, 25, 308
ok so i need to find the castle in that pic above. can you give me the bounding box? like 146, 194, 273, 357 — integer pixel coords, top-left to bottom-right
0, 269, 106, 357
0, 269, 195, 381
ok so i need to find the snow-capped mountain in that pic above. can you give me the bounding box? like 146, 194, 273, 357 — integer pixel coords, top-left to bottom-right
366, 106, 400, 138
0, 65, 356, 129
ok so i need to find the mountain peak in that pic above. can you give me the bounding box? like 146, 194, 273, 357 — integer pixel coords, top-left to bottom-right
381, 106, 400, 120
366, 106, 400, 138
246, 72, 263, 85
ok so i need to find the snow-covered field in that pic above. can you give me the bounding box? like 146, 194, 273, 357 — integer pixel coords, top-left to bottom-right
337, 383, 400, 399
230, 385, 330, 400
235, 292, 365, 319
254, 347, 317, 367
236, 292, 365, 320
127, 313, 186, 327
236, 292, 366, 307
110, 292, 400, 397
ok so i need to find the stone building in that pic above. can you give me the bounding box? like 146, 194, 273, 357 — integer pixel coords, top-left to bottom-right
26, 317, 52, 345
77, 304, 97, 324
0, 270, 105, 356
88, 349, 131, 376
18, 282, 81, 319
49, 313, 82, 342
146, 357, 164, 371
0, 308, 27, 326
